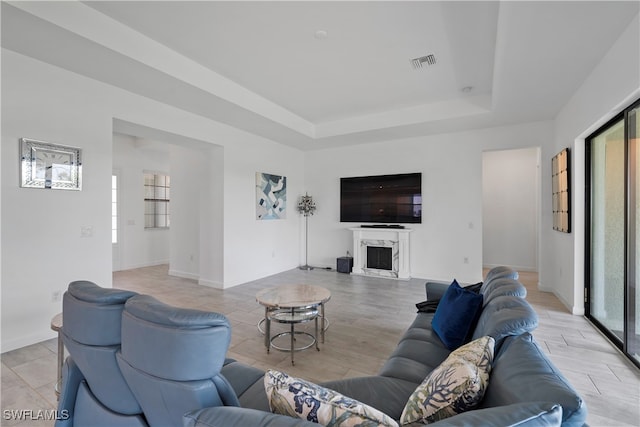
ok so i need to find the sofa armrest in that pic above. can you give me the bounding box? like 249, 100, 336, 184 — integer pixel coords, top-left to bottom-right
424, 281, 450, 301
428, 402, 562, 427
183, 407, 317, 427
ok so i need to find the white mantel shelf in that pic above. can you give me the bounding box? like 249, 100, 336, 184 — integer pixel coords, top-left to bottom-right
349, 227, 412, 280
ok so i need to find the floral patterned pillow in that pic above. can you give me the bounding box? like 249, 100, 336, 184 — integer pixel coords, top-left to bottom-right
400, 335, 495, 425
264, 369, 398, 427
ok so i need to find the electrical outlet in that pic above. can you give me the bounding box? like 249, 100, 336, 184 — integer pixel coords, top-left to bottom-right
80, 226, 93, 237
51, 291, 62, 302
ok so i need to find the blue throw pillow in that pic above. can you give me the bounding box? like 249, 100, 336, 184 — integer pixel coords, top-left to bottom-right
432, 279, 483, 350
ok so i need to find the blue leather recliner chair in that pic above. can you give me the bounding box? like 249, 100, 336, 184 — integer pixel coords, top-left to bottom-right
116, 294, 240, 427
56, 283, 241, 426
55, 281, 146, 427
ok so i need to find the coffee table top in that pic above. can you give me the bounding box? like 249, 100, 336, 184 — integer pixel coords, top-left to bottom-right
256, 284, 331, 308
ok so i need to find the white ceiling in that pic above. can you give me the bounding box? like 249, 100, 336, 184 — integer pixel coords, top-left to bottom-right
2, 1, 638, 150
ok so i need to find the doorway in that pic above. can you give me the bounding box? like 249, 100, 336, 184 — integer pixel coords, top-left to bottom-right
482, 147, 541, 272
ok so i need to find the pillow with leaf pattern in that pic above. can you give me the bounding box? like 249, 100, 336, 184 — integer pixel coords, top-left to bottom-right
400, 335, 495, 425
264, 369, 398, 427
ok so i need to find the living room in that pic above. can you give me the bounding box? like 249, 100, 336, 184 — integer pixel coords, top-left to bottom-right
1, 1, 639, 426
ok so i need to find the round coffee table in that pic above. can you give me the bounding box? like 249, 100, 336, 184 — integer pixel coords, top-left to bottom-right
256, 284, 331, 365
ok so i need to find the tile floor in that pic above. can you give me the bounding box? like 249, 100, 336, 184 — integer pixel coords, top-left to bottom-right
1, 266, 639, 426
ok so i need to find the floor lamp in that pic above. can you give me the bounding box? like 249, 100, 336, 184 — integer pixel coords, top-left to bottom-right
297, 193, 316, 270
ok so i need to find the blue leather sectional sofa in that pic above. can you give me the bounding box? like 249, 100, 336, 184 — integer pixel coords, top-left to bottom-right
56, 267, 586, 426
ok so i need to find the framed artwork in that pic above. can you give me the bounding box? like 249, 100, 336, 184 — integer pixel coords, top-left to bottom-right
552, 148, 570, 233
256, 172, 286, 220
20, 138, 82, 190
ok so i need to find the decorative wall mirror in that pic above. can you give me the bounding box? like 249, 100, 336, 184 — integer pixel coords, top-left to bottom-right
20, 138, 82, 190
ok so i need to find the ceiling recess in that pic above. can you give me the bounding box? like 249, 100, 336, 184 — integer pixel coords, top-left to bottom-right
411, 54, 436, 69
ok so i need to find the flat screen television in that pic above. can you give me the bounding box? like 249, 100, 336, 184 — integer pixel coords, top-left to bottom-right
340, 173, 422, 223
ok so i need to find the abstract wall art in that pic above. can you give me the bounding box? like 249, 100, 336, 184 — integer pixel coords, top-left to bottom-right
256, 172, 287, 220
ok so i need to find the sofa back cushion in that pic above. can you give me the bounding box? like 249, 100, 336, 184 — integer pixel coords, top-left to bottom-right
121, 294, 231, 380
61, 281, 141, 416
471, 296, 538, 346
481, 333, 587, 426
483, 266, 519, 286
481, 278, 527, 306
63, 280, 137, 346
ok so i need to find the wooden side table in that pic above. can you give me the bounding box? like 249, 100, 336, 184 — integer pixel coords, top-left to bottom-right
50, 313, 63, 400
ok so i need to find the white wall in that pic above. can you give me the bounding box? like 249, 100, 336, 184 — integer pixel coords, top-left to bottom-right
548, 13, 639, 314
482, 147, 539, 272
168, 141, 225, 288
112, 134, 171, 270
304, 121, 553, 284
1, 52, 114, 351
1, 49, 304, 351
223, 142, 304, 287
196, 144, 225, 287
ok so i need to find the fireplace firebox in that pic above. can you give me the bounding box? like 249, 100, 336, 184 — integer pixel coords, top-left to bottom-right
367, 246, 393, 270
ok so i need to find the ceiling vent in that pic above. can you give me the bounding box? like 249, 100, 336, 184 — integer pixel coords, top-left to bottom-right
411, 54, 436, 69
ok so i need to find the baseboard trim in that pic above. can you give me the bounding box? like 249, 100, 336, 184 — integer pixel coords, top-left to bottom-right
2, 330, 56, 354
538, 281, 584, 315
167, 270, 224, 289
483, 263, 538, 273
116, 260, 169, 272
198, 278, 224, 289
168, 269, 199, 281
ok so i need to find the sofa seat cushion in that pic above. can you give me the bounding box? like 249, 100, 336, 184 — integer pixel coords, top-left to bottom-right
480, 333, 587, 426
320, 376, 419, 421
400, 336, 495, 425
427, 401, 562, 426
379, 340, 451, 384
264, 370, 398, 427
220, 361, 265, 401
432, 280, 484, 350
184, 406, 318, 427
238, 378, 272, 412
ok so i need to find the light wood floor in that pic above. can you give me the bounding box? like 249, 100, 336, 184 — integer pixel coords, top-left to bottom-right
2, 265, 639, 426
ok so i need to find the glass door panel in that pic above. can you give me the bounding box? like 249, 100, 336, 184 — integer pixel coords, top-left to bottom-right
628, 105, 639, 364
590, 118, 625, 342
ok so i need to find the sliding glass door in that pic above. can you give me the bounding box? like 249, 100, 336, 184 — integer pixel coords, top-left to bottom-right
586, 99, 640, 367
628, 104, 639, 364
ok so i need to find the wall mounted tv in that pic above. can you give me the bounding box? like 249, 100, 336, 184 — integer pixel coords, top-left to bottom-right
340, 173, 422, 223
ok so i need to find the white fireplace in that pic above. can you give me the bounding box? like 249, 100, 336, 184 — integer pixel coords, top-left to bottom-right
349, 227, 412, 280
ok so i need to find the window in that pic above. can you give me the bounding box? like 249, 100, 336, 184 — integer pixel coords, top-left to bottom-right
112, 175, 118, 243
144, 172, 170, 229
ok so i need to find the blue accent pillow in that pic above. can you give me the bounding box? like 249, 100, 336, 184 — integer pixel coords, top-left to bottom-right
432, 279, 484, 350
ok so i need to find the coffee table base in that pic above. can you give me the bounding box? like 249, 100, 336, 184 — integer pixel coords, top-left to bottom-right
270, 331, 318, 352
265, 307, 320, 365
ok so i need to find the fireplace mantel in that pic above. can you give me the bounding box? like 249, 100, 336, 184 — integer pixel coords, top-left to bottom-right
349, 227, 412, 280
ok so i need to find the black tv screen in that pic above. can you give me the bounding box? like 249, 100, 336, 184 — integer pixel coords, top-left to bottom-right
340, 173, 422, 223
